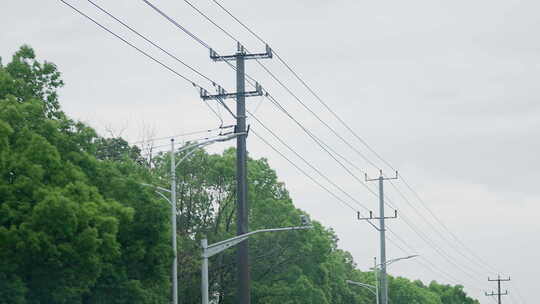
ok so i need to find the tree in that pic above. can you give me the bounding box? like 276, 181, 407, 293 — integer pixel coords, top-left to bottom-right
0, 46, 171, 304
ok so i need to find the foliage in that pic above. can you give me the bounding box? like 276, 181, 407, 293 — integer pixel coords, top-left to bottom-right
0, 46, 170, 304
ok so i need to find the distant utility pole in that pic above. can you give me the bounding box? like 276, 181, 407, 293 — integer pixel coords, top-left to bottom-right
358, 170, 398, 304
201, 42, 272, 304
486, 275, 511, 304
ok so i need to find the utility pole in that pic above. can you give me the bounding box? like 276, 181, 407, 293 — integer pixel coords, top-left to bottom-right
358, 170, 398, 304
201, 42, 272, 304
486, 275, 510, 304
171, 139, 178, 304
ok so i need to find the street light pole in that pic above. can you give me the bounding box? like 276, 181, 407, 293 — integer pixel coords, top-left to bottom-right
143, 133, 242, 304
171, 139, 178, 304
346, 280, 378, 302
370, 254, 419, 304
201, 222, 312, 304
374, 257, 379, 304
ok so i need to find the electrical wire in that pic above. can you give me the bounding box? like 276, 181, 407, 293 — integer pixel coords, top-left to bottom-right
205, 0, 505, 290
73, 0, 513, 297
130, 126, 227, 145
58, 0, 201, 89
141, 0, 211, 49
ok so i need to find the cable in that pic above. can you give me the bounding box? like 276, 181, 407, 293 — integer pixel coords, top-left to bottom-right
260, 77, 487, 286
141, 1, 500, 296
207, 0, 504, 287
141, 0, 211, 49
251, 128, 380, 231
249, 112, 371, 213
389, 180, 498, 276
130, 127, 226, 145
58, 0, 202, 89
252, 101, 487, 285
252, 130, 355, 212
209, 0, 391, 171
183, 0, 239, 43
399, 176, 501, 274
209, 0, 265, 45
387, 231, 487, 294
87, 0, 218, 85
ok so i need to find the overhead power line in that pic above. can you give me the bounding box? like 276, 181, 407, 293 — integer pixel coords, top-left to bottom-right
142, 0, 211, 49
71, 0, 505, 296
58, 0, 229, 127
58, 0, 201, 89
78, 0, 235, 124
130, 126, 229, 145
206, 0, 502, 286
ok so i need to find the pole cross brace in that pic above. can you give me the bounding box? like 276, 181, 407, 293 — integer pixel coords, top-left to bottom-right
200, 82, 263, 101
485, 291, 508, 296
210, 43, 273, 62
357, 210, 398, 221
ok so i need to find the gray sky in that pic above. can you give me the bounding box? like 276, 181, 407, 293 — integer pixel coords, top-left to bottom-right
2, 0, 539, 302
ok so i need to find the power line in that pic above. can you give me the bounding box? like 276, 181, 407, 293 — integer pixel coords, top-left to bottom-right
58, 0, 201, 89
183, 0, 239, 43
207, 0, 503, 286
399, 176, 501, 274
252, 130, 355, 211
209, 0, 391, 171
387, 180, 497, 276
249, 112, 375, 214
87, 0, 217, 85
387, 230, 486, 293
252, 96, 486, 286
141, 0, 211, 49
136, 1, 502, 297
130, 126, 227, 145
252, 126, 467, 285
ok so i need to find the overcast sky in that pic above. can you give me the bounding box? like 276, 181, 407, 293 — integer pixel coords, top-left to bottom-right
2, 0, 539, 302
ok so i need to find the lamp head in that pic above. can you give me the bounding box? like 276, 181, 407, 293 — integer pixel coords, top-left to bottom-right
300, 215, 311, 226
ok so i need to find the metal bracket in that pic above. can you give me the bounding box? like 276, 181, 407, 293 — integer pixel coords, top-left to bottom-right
357, 210, 398, 220
209, 43, 272, 62
365, 170, 399, 182
204, 236, 249, 258
200, 82, 264, 101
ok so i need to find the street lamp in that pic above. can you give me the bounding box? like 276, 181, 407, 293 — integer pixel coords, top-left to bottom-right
346, 280, 378, 304
370, 255, 419, 304
373, 255, 419, 269
201, 216, 313, 304
142, 133, 242, 304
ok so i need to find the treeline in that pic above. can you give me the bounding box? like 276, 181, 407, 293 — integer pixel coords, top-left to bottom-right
0, 46, 479, 304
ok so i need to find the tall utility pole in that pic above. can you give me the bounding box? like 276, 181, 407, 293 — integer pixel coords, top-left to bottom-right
486, 275, 510, 304
171, 139, 178, 304
358, 170, 398, 304
201, 42, 272, 304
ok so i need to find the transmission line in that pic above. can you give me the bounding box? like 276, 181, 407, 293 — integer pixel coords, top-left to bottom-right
127, 0, 502, 296
207, 0, 504, 284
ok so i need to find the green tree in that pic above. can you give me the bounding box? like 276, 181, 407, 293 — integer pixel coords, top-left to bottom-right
0, 46, 171, 304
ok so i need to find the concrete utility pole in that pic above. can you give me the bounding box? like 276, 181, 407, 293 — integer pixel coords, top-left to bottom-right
201, 42, 272, 304
486, 275, 511, 304
358, 170, 398, 304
